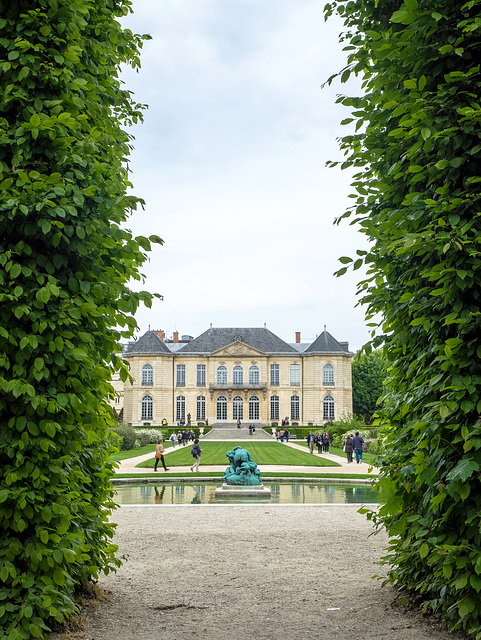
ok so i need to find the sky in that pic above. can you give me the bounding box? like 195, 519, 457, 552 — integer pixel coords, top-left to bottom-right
119, 0, 371, 351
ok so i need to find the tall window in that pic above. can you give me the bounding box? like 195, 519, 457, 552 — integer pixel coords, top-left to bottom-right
290, 364, 300, 386
270, 395, 279, 420
323, 395, 335, 421
196, 396, 205, 421
233, 365, 243, 385
270, 364, 279, 386
249, 396, 259, 421
233, 396, 243, 420
141, 395, 153, 420
197, 364, 206, 387
323, 363, 334, 386
217, 365, 227, 385
249, 365, 259, 385
217, 395, 227, 420
176, 395, 185, 421
176, 364, 185, 387
141, 363, 153, 386
291, 395, 300, 421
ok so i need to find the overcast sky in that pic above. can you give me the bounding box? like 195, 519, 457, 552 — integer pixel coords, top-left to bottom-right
119, 0, 370, 351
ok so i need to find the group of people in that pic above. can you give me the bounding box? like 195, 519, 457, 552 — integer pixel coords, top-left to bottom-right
306, 430, 331, 454
343, 431, 364, 464
275, 429, 290, 442
170, 430, 196, 447
154, 437, 202, 472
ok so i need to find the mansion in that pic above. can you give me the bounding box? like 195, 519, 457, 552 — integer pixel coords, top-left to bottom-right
117, 326, 354, 427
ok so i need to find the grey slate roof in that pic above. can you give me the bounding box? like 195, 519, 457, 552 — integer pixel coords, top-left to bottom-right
177, 327, 298, 355
124, 330, 172, 355
303, 330, 351, 354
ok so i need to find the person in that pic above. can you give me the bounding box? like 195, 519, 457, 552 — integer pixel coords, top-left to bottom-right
284, 428, 290, 443
322, 430, 330, 453
190, 438, 202, 472
237, 418, 241, 429
182, 430, 188, 446
154, 439, 169, 472
307, 431, 315, 454
352, 431, 364, 464
279, 428, 285, 442
316, 431, 323, 454
170, 432, 177, 448
344, 434, 354, 463
249, 424, 253, 435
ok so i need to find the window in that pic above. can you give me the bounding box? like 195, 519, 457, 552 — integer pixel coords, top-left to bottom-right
291, 395, 300, 421
141, 363, 153, 386
176, 364, 185, 387
270, 395, 279, 420
196, 396, 205, 421
176, 396, 185, 421
249, 365, 259, 385
217, 365, 227, 385
323, 395, 335, 421
233, 365, 243, 385
249, 396, 259, 421
270, 364, 279, 386
323, 363, 334, 386
141, 395, 153, 420
290, 364, 300, 386
197, 364, 206, 387
233, 396, 243, 420
217, 395, 227, 421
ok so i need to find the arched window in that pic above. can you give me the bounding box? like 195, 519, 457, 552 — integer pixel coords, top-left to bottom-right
270, 395, 279, 421
249, 396, 259, 421
217, 395, 227, 421
249, 365, 259, 385
176, 395, 185, 421
291, 395, 299, 421
142, 363, 153, 386
323, 395, 335, 421
141, 395, 153, 420
196, 396, 205, 421
233, 396, 243, 420
217, 365, 227, 385
323, 363, 334, 386
233, 365, 243, 385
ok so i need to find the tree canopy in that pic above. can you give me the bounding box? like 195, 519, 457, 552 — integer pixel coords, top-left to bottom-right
351, 350, 388, 419
325, 0, 481, 636
0, 1, 159, 637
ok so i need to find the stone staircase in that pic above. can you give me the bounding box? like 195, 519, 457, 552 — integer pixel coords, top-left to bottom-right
202, 423, 273, 440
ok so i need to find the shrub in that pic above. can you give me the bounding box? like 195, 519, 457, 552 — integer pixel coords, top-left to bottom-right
111, 425, 137, 451
134, 428, 163, 444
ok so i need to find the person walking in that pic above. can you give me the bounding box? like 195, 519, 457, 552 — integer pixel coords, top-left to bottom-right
322, 430, 330, 453
344, 434, 354, 463
190, 438, 202, 472
154, 439, 169, 472
316, 431, 323, 454
170, 432, 177, 448
284, 428, 290, 443
307, 431, 315, 454
352, 431, 364, 464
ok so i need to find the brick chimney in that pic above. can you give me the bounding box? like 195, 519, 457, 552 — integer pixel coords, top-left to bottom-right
173, 331, 179, 343
153, 330, 165, 341
295, 331, 301, 344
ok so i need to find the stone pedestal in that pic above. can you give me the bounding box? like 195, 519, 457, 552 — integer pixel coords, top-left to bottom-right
215, 484, 272, 497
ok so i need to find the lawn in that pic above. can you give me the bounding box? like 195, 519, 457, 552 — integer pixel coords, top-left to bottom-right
293, 441, 378, 465
136, 441, 341, 468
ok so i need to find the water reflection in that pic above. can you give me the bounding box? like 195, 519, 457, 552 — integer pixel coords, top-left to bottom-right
114, 483, 378, 505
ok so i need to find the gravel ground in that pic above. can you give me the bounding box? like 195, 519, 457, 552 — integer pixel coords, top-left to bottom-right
49, 505, 466, 640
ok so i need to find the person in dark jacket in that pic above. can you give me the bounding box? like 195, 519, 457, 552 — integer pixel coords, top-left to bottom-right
307, 431, 315, 454
190, 439, 202, 472
322, 431, 330, 453
352, 431, 364, 464
344, 434, 354, 463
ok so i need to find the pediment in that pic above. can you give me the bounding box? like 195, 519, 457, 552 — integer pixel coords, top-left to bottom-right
211, 341, 265, 357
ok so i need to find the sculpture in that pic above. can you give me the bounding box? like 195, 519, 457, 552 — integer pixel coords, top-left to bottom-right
223, 446, 262, 486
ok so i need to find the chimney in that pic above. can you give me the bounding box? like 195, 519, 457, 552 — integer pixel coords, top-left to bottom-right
154, 330, 165, 341
295, 331, 301, 344
173, 331, 179, 343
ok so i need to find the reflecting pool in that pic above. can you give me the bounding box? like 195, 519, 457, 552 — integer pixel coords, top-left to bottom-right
114, 483, 378, 505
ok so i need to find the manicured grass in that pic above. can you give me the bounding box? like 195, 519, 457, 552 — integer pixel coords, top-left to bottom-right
111, 441, 173, 463
136, 441, 341, 468
293, 441, 378, 464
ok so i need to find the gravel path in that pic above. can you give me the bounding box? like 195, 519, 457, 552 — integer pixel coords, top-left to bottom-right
49, 505, 464, 640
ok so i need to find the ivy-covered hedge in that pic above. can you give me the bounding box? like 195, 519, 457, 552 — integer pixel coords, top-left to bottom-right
0, 1, 157, 637
325, 0, 481, 636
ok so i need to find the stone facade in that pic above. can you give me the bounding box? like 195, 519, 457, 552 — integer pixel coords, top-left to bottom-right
120, 327, 353, 427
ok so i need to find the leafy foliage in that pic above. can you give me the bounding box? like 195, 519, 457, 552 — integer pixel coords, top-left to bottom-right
352, 350, 388, 419
325, 0, 481, 636
0, 1, 160, 637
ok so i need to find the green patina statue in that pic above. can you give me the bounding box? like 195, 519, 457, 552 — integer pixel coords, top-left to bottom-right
223, 446, 263, 486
